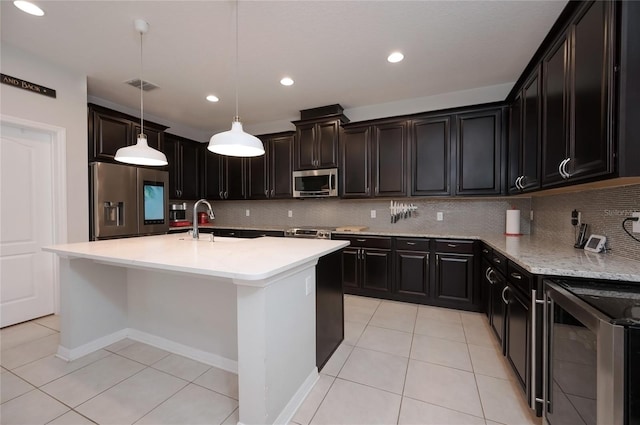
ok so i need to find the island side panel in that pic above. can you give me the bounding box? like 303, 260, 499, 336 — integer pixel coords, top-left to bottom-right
58, 258, 128, 359
236, 264, 318, 425
126, 268, 238, 371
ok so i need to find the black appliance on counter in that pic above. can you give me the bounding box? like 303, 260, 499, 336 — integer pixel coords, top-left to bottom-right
543, 278, 640, 425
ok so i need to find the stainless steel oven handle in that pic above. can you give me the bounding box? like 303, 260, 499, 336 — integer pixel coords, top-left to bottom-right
545, 294, 554, 415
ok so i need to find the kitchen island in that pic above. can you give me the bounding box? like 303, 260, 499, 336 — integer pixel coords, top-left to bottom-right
44, 234, 349, 425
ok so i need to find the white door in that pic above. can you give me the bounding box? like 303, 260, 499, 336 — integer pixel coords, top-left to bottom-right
1, 126, 55, 327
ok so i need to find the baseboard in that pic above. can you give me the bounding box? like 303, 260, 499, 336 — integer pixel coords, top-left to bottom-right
127, 329, 238, 373
56, 328, 129, 361
273, 367, 319, 425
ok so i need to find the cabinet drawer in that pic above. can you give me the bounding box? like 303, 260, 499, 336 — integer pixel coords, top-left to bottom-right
435, 239, 474, 254
333, 235, 392, 249
396, 238, 430, 252
507, 261, 533, 295
488, 250, 507, 274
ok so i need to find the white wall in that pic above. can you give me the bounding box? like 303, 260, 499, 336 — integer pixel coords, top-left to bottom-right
1, 44, 89, 242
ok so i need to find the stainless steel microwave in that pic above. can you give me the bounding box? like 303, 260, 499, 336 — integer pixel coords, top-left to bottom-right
292, 168, 338, 198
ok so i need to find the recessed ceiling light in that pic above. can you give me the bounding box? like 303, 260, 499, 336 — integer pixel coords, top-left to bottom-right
387, 52, 404, 63
206, 95, 219, 102
13, 1, 44, 16
280, 77, 294, 86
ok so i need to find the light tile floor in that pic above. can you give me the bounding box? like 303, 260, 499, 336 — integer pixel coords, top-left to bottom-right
0, 296, 541, 425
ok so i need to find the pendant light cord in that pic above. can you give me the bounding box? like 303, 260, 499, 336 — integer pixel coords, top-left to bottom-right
234, 0, 239, 121
140, 29, 145, 135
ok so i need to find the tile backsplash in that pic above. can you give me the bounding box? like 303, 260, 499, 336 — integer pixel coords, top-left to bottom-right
532, 183, 640, 262
182, 183, 639, 262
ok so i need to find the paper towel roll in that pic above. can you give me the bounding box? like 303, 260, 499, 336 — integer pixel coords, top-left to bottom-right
505, 209, 521, 235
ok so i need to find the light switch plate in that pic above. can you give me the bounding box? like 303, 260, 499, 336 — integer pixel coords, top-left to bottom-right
437, 212, 443, 221
633, 212, 640, 233
370, 210, 376, 219
288, 210, 293, 218
245, 209, 250, 217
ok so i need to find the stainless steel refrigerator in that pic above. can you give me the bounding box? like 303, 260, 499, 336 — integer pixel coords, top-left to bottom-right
90, 162, 169, 240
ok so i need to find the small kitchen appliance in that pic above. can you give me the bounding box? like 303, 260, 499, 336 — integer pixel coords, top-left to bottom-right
169, 203, 187, 222
292, 168, 338, 198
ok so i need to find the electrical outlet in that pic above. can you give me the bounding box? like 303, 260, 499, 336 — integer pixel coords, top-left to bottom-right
370, 210, 376, 219
633, 212, 640, 233
437, 212, 444, 221
245, 209, 250, 217
288, 210, 293, 218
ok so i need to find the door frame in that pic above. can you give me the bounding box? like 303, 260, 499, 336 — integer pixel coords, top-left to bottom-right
1, 114, 68, 314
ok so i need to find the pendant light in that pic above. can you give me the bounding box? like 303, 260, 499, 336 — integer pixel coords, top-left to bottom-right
115, 19, 168, 166
208, 1, 265, 157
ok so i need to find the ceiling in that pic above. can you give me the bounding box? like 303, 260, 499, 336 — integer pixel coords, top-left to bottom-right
1, 0, 568, 141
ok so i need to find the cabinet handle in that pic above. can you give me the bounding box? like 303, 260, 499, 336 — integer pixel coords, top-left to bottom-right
510, 272, 522, 280
562, 158, 571, 179
557, 159, 565, 178
501, 286, 510, 304
482, 248, 490, 254
488, 269, 496, 284
271, 189, 275, 197
219, 191, 224, 199
485, 267, 492, 282
265, 190, 269, 197
515, 176, 522, 190
493, 257, 502, 264
225, 191, 229, 199
520, 176, 527, 189
447, 243, 458, 248
406, 242, 416, 246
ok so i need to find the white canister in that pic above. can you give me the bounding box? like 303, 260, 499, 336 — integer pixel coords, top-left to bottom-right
505, 209, 521, 235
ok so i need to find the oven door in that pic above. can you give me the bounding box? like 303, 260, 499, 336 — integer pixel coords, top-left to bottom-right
543, 280, 625, 425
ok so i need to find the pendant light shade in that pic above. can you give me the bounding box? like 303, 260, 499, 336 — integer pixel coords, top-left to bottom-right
208, 1, 264, 158
115, 19, 168, 167
208, 117, 264, 157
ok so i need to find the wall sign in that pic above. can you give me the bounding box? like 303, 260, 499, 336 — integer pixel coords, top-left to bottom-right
1, 73, 56, 98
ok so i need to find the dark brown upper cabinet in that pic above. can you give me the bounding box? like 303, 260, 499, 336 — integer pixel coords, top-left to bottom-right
509, 67, 541, 194
541, 0, 614, 187
247, 132, 294, 199
410, 115, 451, 196
293, 118, 344, 170
454, 107, 505, 196
88, 104, 166, 163
163, 134, 201, 200
341, 120, 408, 198
202, 151, 246, 201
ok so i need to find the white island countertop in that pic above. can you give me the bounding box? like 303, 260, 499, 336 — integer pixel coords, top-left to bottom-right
44, 233, 349, 282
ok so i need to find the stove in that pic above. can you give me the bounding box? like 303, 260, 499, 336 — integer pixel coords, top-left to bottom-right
285, 226, 336, 239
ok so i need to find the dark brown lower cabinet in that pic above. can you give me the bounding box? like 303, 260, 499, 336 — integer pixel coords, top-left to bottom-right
394, 237, 430, 302
335, 235, 479, 311
333, 236, 393, 296
505, 284, 530, 392
433, 240, 477, 310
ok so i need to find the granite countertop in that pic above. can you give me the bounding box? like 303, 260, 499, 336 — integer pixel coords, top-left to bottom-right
44, 234, 348, 283
332, 230, 640, 282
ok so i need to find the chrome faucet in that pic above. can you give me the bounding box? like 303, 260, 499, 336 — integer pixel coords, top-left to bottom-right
192, 199, 215, 240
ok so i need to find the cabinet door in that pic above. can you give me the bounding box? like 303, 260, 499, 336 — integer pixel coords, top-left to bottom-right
505, 287, 530, 392
521, 70, 541, 191
455, 109, 503, 195
568, 0, 613, 180
361, 249, 392, 293
433, 253, 474, 306
91, 111, 132, 161
163, 136, 180, 198
395, 250, 429, 299
295, 122, 316, 170
203, 153, 223, 200
508, 95, 523, 193
317, 120, 340, 168
341, 248, 360, 289
373, 122, 407, 197
541, 33, 569, 186
270, 134, 294, 198
412, 116, 451, 196
180, 140, 201, 200
224, 157, 246, 200
490, 273, 506, 347
247, 142, 268, 200
341, 126, 371, 197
